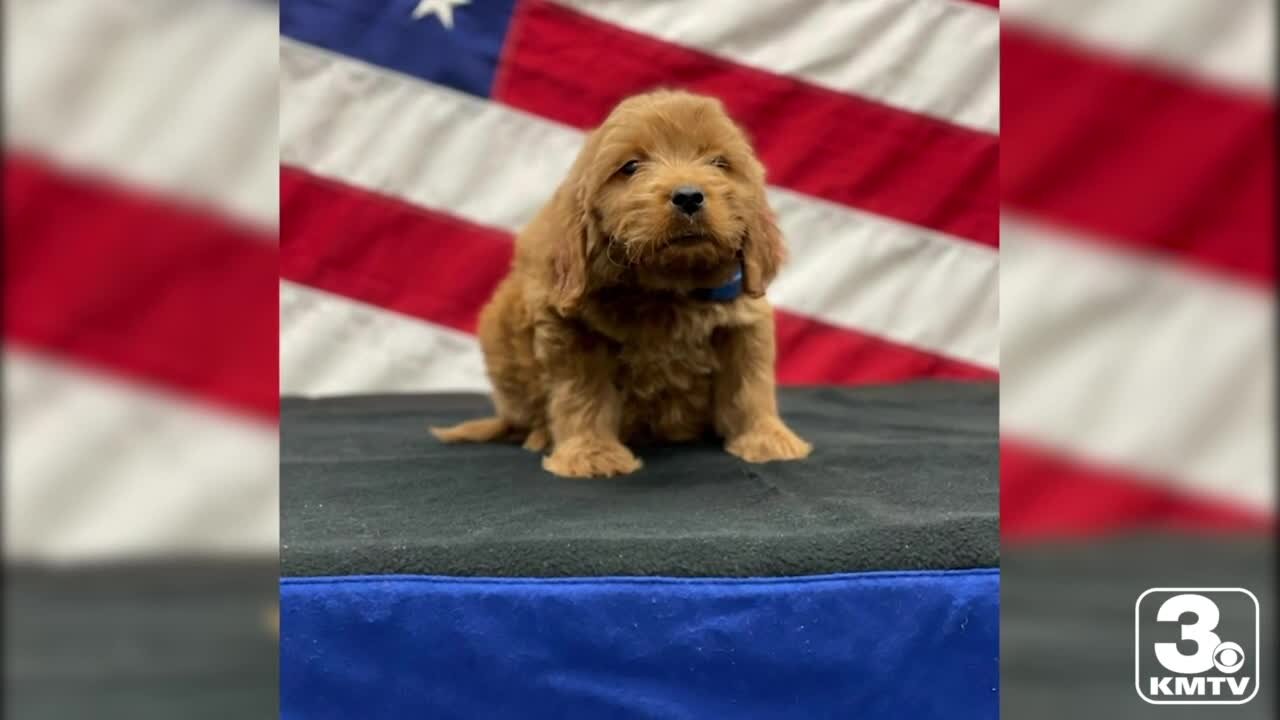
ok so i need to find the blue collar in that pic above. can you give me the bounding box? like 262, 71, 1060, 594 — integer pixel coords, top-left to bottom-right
689, 264, 743, 302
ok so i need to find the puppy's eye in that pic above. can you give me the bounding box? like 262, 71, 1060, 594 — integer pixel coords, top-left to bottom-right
711, 156, 730, 170
619, 160, 640, 177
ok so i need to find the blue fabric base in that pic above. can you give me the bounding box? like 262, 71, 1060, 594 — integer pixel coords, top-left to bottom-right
281, 569, 998, 719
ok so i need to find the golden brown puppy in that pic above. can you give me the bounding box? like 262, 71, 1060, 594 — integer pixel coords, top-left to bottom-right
432, 90, 811, 478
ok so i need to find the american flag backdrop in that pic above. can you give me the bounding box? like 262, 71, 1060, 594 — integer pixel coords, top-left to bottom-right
278, 0, 1001, 395
5, 0, 279, 562
1000, 1, 1274, 541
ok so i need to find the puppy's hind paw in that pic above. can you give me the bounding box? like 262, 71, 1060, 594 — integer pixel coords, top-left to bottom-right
726, 421, 812, 464
542, 438, 642, 478
522, 427, 549, 453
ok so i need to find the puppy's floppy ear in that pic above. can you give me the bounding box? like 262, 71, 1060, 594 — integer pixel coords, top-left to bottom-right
548, 191, 591, 314
548, 131, 603, 314
741, 188, 786, 298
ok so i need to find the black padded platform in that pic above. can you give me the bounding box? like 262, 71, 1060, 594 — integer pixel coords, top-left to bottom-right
7, 560, 278, 719
281, 383, 998, 578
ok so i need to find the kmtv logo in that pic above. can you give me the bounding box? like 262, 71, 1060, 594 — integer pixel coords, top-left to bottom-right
1135, 588, 1260, 705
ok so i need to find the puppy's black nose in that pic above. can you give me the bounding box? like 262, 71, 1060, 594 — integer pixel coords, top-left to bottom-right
671, 186, 705, 215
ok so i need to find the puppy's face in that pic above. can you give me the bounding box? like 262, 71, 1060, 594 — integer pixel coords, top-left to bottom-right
557, 91, 783, 302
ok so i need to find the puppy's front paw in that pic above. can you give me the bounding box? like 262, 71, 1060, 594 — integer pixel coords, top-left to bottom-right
543, 438, 642, 478
726, 420, 812, 464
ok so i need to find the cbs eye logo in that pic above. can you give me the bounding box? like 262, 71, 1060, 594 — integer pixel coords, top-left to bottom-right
1135, 588, 1260, 705
1212, 642, 1246, 673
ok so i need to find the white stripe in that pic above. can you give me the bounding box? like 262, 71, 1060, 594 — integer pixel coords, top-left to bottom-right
1001, 216, 1274, 513
769, 190, 998, 367
3, 348, 277, 562
281, 40, 999, 369
4, 0, 279, 230
281, 281, 491, 396
1005, 0, 1274, 94
550, 0, 999, 133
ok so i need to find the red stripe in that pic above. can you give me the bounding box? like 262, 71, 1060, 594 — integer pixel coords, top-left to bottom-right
281, 165, 994, 385
493, 0, 998, 248
3, 154, 278, 419
1001, 440, 1275, 542
1003, 25, 1275, 286
774, 313, 995, 385
962, 0, 998, 9
281, 167, 511, 334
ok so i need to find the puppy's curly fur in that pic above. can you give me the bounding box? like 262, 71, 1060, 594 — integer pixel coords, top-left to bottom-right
433, 90, 811, 478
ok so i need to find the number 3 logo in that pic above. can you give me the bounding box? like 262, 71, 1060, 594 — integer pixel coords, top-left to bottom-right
1154, 593, 1222, 674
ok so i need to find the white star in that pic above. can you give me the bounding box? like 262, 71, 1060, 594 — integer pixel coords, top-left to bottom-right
412, 0, 470, 30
